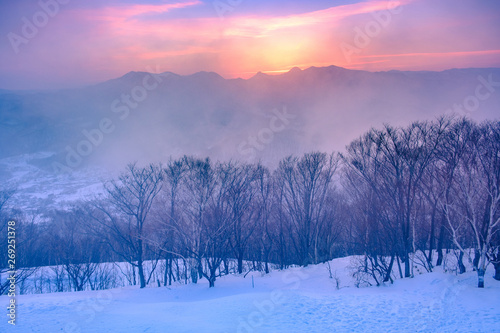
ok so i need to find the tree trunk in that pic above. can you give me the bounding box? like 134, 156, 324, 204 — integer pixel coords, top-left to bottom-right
208, 266, 217, 288
436, 223, 445, 266
138, 262, 146, 288
168, 258, 173, 286
493, 261, 500, 281
403, 220, 411, 278
163, 257, 169, 287
404, 254, 411, 278
478, 268, 485, 288
189, 259, 198, 283
458, 251, 466, 274
137, 239, 146, 288
473, 250, 480, 271
191, 266, 198, 284
396, 256, 403, 279
198, 263, 203, 279
237, 257, 243, 274
132, 263, 137, 286
383, 255, 395, 283
427, 204, 436, 269
477, 250, 488, 288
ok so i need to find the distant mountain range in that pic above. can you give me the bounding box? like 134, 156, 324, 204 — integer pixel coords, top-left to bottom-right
1, 65, 500, 210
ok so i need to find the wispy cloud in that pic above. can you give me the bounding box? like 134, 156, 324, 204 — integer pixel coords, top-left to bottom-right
77, 1, 202, 21
358, 49, 500, 59
223, 0, 412, 38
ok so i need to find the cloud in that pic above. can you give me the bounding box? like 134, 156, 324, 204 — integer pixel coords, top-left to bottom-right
76, 1, 202, 20
359, 49, 500, 59
222, 0, 411, 38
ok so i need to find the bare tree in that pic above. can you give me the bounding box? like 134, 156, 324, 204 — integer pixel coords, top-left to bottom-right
491, 245, 500, 281
342, 150, 398, 284
254, 164, 274, 274
199, 162, 233, 287
420, 161, 446, 270
344, 121, 446, 278
277, 152, 338, 266
441, 120, 500, 287
46, 209, 101, 291
182, 156, 217, 283
225, 162, 260, 274
0, 204, 40, 295
158, 158, 186, 286
178, 157, 237, 287
92, 163, 163, 288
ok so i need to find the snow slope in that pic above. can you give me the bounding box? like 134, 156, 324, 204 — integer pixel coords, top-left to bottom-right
1, 258, 499, 333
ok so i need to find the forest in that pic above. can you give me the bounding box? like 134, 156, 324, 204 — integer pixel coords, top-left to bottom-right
1, 116, 499, 294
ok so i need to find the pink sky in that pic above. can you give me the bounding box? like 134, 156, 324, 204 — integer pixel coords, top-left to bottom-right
1, 0, 499, 89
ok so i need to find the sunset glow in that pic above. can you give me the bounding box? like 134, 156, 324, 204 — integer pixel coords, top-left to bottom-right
1, 0, 499, 89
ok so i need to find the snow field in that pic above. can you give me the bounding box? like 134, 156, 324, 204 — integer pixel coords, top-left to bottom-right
1, 257, 499, 332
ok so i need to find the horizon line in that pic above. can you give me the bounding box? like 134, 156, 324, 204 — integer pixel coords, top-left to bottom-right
3, 64, 500, 92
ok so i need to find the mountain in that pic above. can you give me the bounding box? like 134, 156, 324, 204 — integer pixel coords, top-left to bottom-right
1, 65, 500, 210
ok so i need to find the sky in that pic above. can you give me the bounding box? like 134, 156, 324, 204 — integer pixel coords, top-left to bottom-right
0, 0, 499, 90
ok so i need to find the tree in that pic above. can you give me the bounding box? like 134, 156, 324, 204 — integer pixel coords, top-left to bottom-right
159, 158, 186, 286
254, 164, 274, 274
225, 162, 260, 274
182, 156, 217, 284
0, 188, 16, 294
0, 207, 40, 295
50, 210, 100, 291
342, 138, 399, 284
441, 120, 500, 287
95, 163, 163, 288
199, 162, 233, 287
277, 152, 338, 266
344, 121, 446, 278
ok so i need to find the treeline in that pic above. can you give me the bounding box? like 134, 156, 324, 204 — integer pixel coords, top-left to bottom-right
1, 116, 499, 293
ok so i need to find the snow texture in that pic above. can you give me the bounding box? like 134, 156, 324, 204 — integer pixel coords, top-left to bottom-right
1, 257, 499, 332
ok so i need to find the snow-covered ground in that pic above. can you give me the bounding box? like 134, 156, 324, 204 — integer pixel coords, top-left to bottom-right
1, 257, 499, 332
0, 152, 110, 212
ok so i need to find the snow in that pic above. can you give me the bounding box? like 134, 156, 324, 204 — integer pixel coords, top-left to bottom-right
1, 257, 499, 332
0, 152, 110, 212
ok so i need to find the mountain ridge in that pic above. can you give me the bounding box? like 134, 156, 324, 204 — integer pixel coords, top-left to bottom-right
1, 65, 499, 170
2, 64, 500, 211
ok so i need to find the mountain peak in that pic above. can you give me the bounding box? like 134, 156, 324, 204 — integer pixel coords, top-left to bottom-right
121, 70, 178, 79
288, 67, 302, 74
188, 71, 224, 80
122, 71, 149, 78
250, 71, 270, 80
